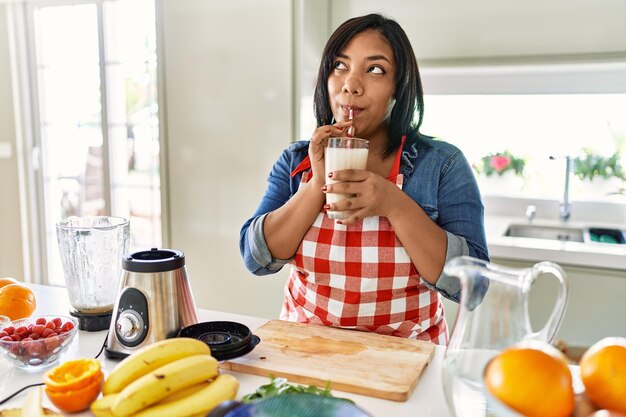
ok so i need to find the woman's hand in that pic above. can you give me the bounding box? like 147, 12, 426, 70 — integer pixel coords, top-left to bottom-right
308, 121, 353, 186
322, 169, 403, 224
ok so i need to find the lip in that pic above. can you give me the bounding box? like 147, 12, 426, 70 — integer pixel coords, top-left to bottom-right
341, 105, 364, 118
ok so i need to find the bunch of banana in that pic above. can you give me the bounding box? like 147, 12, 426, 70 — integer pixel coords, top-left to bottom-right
92, 338, 239, 417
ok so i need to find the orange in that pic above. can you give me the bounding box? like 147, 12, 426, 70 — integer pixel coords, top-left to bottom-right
0, 283, 36, 320
44, 358, 102, 392
46, 372, 103, 413
580, 337, 626, 414
0, 277, 18, 289
44, 358, 104, 413
484, 342, 575, 417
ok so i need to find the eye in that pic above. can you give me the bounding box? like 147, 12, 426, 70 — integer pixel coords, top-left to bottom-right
368, 65, 385, 74
334, 61, 347, 70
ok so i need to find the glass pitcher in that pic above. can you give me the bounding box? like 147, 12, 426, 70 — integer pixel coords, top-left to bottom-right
441, 256, 569, 417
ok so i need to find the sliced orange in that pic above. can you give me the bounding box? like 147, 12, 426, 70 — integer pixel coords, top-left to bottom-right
44, 358, 102, 392
45, 371, 103, 413
44, 358, 104, 412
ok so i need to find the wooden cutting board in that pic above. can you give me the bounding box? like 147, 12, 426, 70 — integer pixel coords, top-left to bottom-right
219, 320, 436, 402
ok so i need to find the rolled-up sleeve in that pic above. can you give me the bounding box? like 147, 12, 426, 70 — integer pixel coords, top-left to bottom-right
421, 231, 468, 303
420, 144, 489, 304
240, 142, 308, 276
246, 213, 293, 274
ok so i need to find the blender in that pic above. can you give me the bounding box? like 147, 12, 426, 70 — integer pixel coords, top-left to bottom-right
56, 216, 130, 331
105, 248, 199, 358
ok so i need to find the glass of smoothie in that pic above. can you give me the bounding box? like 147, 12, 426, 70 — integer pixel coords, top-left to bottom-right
324, 137, 369, 220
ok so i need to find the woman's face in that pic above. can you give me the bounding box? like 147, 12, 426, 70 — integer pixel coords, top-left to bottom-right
327, 30, 396, 141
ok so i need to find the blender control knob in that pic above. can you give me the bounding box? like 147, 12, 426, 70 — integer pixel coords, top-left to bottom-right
116, 310, 144, 343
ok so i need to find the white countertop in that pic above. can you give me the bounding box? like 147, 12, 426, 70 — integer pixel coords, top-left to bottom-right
485, 216, 626, 270
486, 215, 626, 270
482, 196, 626, 270
0, 285, 451, 417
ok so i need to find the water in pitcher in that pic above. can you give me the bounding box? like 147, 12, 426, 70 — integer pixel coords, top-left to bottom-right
442, 348, 499, 417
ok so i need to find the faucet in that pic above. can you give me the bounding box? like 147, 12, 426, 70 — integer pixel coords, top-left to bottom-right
525, 205, 537, 222
550, 155, 572, 222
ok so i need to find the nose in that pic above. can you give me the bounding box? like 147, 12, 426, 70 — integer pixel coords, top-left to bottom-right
342, 73, 363, 96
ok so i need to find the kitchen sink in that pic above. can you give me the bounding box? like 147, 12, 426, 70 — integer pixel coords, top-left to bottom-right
505, 224, 626, 244
587, 227, 626, 244
505, 224, 584, 242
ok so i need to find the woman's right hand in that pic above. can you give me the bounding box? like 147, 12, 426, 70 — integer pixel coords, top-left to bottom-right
308, 120, 353, 186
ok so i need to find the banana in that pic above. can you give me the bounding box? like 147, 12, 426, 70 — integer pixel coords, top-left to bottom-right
90, 393, 119, 417
110, 354, 218, 417
90, 382, 210, 417
131, 374, 239, 417
156, 381, 212, 404
103, 337, 211, 395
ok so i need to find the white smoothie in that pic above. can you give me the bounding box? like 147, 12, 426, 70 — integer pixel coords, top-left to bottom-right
324, 145, 369, 219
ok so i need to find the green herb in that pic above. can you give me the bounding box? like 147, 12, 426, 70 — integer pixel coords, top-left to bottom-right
241, 375, 354, 404
573, 149, 626, 181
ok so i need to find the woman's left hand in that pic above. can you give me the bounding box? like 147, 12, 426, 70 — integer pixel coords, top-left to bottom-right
323, 169, 402, 224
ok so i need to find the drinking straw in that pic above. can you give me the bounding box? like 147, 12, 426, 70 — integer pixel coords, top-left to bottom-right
347, 108, 355, 138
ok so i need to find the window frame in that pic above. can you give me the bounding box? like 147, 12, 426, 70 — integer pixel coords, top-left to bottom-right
420, 61, 626, 95
11, 0, 164, 284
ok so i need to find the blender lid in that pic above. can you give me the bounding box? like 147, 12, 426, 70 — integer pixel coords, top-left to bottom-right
178, 321, 261, 361
123, 248, 185, 273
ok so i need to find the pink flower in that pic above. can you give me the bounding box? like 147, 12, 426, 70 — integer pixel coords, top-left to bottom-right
490, 155, 511, 173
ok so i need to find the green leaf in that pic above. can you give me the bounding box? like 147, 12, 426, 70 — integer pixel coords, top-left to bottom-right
573, 150, 626, 181
241, 375, 355, 404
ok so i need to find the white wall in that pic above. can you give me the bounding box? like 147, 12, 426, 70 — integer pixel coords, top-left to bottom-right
0, 5, 24, 280
158, 0, 292, 318
330, 0, 626, 64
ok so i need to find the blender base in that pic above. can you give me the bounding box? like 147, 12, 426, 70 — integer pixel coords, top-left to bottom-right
70, 309, 112, 332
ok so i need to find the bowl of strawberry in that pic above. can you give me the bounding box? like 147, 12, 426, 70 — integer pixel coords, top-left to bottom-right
0, 316, 78, 371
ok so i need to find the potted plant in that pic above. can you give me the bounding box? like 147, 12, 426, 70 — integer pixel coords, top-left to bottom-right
573, 149, 625, 181
473, 150, 526, 195
473, 150, 526, 178
573, 149, 626, 199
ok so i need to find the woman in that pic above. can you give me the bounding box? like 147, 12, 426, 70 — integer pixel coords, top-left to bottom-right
240, 13, 488, 344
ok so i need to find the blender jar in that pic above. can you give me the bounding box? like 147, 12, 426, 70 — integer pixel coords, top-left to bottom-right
56, 216, 130, 331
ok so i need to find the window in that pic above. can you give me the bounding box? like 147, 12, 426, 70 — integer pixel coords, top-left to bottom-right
14, 0, 161, 285
419, 62, 626, 203
421, 94, 626, 201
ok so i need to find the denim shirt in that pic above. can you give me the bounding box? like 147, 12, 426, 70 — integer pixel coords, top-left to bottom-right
239, 134, 489, 303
